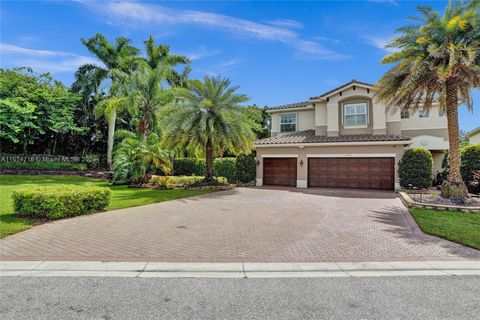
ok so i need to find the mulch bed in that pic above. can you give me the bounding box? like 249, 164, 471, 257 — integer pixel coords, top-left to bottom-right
406, 190, 480, 207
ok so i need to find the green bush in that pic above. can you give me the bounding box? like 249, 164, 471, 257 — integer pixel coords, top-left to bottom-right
0, 162, 87, 171
213, 158, 237, 183
150, 175, 228, 188
82, 154, 100, 169
398, 148, 433, 189
461, 144, 480, 194
173, 158, 206, 176
12, 186, 111, 219
236, 154, 256, 183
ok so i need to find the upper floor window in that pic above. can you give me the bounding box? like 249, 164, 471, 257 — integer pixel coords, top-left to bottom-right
279, 113, 296, 132
344, 102, 367, 126
401, 110, 410, 119
418, 110, 430, 118
439, 108, 446, 117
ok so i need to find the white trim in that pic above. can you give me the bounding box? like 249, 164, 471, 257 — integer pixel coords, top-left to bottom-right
296, 180, 307, 188
260, 154, 298, 158
278, 112, 298, 133
343, 125, 368, 129
306, 153, 397, 158
401, 127, 447, 131
256, 140, 411, 148
267, 106, 314, 114
386, 120, 401, 123
322, 83, 374, 99
256, 178, 263, 187
343, 101, 368, 127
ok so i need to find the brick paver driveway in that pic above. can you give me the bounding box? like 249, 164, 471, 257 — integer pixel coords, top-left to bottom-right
1, 187, 479, 262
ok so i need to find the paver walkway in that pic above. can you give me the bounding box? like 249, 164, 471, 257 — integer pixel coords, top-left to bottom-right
1, 187, 479, 262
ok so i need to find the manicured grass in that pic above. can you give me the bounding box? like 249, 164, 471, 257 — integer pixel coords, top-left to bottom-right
410, 208, 480, 250
0, 175, 214, 238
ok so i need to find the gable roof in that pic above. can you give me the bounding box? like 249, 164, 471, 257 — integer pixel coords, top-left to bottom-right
466, 127, 480, 137
268, 79, 374, 112
256, 130, 410, 145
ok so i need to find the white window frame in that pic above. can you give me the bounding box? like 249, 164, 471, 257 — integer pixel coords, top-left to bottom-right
279, 113, 297, 133
343, 102, 368, 128
400, 110, 410, 119
418, 110, 430, 118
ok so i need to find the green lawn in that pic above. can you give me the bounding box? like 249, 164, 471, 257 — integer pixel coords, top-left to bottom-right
0, 175, 214, 238
410, 208, 480, 250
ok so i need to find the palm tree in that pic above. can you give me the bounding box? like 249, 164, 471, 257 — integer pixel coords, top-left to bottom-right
112, 131, 172, 184
76, 33, 140, 168
142, 35, 191, 87
375, 0, 480, 199
163, 76, 261, 181
117, 61, 175, 137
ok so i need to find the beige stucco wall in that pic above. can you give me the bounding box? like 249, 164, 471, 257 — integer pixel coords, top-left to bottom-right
270, 109, 315, 136
400, 106, 447, 131
256, 144, 405, 189
469, 132, 480, 144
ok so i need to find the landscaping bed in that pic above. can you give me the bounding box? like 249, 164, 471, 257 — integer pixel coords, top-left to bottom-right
399, 190, 480, 213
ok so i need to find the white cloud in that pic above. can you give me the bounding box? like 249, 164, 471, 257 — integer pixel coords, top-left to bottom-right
0, 43, 100, 73
363, 36, 396, 53
77, 1, 346, 60
368, 0, 398, 6
267, 19, 304, 29
182, 47, 221, 61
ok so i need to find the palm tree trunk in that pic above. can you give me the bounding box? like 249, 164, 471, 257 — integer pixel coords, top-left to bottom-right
441, 79, 468, 199
205, 136, 214, 182
107, 111, 117, 170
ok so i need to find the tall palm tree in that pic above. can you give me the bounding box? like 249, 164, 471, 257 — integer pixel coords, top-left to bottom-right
116, 61, 175, 137
375, 0, 480, 199
142, 35, 191, 87
76, 33, 140, 168
163, 76, 261, 181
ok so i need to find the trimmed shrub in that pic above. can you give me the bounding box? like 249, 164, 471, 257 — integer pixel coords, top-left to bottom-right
82, 154, 101, 169
213, 158, 237, 183
0, 162, 87, 171
461, 144, 480, 194
398, 148, 433, 189
236, 154, 256, 183
173, 158, 206, 176
150, 175, 228, 189
12, 186, 111, 219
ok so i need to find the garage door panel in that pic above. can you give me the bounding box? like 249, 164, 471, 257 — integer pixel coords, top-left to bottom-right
308, 157, 394, 190
263, 158, 297, 187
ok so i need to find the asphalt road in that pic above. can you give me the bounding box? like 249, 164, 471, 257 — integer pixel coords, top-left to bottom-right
1, 276, 479, 319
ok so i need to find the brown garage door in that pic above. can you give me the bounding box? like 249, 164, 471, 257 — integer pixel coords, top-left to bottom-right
263, 158, 297, 186
308, 157, 394, 190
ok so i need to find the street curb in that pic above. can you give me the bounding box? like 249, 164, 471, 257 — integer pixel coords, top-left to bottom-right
1, 261, 480, 278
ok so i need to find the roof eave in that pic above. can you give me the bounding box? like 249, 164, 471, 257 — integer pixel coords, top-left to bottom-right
255, 140, 412, 148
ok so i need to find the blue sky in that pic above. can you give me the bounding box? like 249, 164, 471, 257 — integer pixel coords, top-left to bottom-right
1, 0, 478, 132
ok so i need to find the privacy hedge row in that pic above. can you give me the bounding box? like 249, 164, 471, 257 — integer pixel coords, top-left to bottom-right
172, 155, 256, 183
150, 175, 228, 189
0, 161, 88, 171
12, 186, 111, 219
461, 144, 480, 194
398, 148, 433, 189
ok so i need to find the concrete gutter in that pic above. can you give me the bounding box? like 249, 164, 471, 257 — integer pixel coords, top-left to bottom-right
1, 261, 480, 278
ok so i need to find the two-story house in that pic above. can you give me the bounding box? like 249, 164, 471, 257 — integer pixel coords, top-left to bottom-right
255, 80, 449, 190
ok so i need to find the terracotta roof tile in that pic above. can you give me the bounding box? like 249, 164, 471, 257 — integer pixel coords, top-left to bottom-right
268, 101, 310, 111
256, 130, 410, 145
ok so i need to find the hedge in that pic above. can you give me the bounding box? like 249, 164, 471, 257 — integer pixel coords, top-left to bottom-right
150, 175, 228, 189
461, 144, 480, 194
12, 186, 111, 219
0, 162, 87, 171
398, 148, 433, 189
172, 155, 256, 183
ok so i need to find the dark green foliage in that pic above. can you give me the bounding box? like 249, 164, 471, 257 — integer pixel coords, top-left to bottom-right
398, 148, 433, 189
173, 158, 206, 176
236, 154, 256, 183
12, 186, 111, 219
213, 158, 237, 183
0, 162, 87, 171
461, 144, 480, 193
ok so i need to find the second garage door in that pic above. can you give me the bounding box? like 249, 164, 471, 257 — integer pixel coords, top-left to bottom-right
263, 158, 297, 187
308, 157, 394, 190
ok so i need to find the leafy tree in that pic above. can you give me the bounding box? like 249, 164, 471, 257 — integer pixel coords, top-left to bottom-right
112, 131, 172, 184
163, 76, 260, 181
375, 0, 480, 199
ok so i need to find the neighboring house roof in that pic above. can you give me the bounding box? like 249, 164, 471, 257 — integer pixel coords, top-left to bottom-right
466, 127, 480, 137
268, 79, 374, 112
256, 130, 410, 145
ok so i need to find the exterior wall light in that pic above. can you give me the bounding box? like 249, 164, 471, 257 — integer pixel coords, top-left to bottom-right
256, 159, 261, 167
300, 159, 304, 167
